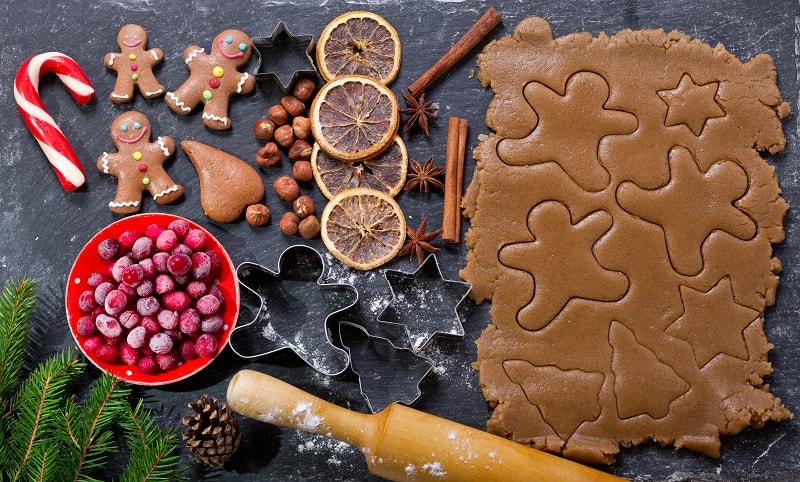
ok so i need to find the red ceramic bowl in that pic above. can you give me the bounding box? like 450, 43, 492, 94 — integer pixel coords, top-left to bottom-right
65, 213, 239, 385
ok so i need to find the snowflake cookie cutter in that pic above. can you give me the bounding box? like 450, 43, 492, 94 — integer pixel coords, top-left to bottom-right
250, 21, 317, 92
339, 321, 434, 413
230, 245, 356, 377
377, 254, 472, 352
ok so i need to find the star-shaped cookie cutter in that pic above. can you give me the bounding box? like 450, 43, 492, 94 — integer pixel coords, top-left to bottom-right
230, 245, 356, 377
377, 254, 472, 352
251, 21, 317, 92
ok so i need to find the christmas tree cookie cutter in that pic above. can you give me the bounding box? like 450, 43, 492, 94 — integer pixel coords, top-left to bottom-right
250, 21, 317, 92
230, 245, 356, 377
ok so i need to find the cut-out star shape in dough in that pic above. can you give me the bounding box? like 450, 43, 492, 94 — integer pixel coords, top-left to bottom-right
377, 254, 471, 352
499, 201, 629, 331
658, 73, 725, 136
666, 277, 759, 368
617, 147, 756, 276
497, 71, 638, 192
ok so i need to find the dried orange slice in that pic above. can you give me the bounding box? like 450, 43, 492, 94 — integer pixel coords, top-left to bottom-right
312, 136, 407, 200
310, 74, 399, 162
316, 11, 401, 85
321, 187, 406, 270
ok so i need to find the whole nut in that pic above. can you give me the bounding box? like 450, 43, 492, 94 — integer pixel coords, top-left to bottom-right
279, 212, 300, 236
253, 118, 276, 141
256, 142, 281, 167
268, 104, 289, 125
293, 195, 316, 218
274, 124, 295, 149
293, 160, 313, 182
298, 215, 321, 239
273, 175, 300, 202
292, 116, 311, 140
281, 95, 306, 117
246, 204, 271, 226
288, 139, 313, 161
292, 78, 316, 103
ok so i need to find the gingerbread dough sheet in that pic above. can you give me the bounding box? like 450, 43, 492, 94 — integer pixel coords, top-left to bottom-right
462, 17, 791, 464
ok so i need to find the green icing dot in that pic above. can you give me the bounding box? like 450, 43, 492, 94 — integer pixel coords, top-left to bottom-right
142, 177, 151, 186
203, 90, 213, 100
132, 73, 139, 81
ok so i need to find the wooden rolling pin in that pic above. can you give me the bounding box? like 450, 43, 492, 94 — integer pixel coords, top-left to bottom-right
227, 369, 625, 482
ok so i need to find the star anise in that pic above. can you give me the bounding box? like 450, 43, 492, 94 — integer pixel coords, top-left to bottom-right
400, 91, 437, 137
404, 156, 445, 192
397, 217, 443, 265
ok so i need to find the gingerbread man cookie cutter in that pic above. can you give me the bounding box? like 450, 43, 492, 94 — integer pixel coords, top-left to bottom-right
251, 21, 317, 93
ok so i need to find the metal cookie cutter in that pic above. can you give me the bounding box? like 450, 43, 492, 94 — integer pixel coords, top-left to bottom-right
377, 254, 472, 352
339, 321, 434, 413
230, 245, 356, 377
251, 21, 317, 92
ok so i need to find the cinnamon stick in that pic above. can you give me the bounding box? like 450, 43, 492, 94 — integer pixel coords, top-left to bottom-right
407, 7, 502, 99
443, 117, 469, 243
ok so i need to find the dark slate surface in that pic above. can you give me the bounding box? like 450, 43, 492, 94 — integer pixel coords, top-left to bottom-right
0, 1, 798, 480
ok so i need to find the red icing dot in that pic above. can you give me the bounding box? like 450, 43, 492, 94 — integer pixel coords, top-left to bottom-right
209, 78, 220, 89
131, 64, 138, 71
137, 163, 148, 172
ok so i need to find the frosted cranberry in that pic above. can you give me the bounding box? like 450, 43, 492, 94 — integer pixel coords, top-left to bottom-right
140, 316, 160, 335
171, 244, 193, 257
87, 272, 108, 288
173, 273, 190, 286
145, 223, 165, 240
191, 252, 212, 280
95, 314, 123, 338
119, 310, 140, 329
186, 281, 207, 299
157, 309, 179, 330
167, 253, 191, 276
155, 274, 175, 294
78, 289, 97, 313
76, 315, 96, 336
136, 295, 160, 317
184, 228, 207, 250
163, 328, 183, 341
119, 341, 140, 365
140, 344, 154, 357
153, 252, 169, 273
179, 309, 201, 334
196, 294, 220, 316
104, 335, 121, 346
156, 229, 178, 252
119, 230, 143, 250
97, 238, 120, 260
162, 290, 190, 311
168, 219, 191, 239
194, 334, 218, 358
137, 356, 158, 374
94, 281, 115, 305
156, 351, 179, 371
130, 236, 154, 261
117, 283, 136, 299
83, 335, 103, 353
92, 306, 105, 317
178, 340, 198, 360
208, 285, 225, 304
126, 325, 147, 349
111, 256, 133, 282
205, 250, 222, 272
136, 279, 154, 297
201, 315, 224, 333
95, 344, 119, 363
149, 332, 173, 354
104, 290, 127, 315
139, 258, 156, 279
122, 264, 144, 287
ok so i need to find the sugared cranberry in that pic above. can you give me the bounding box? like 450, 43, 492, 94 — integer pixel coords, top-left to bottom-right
191, 252, 212, 279
87, 272, 108, 288
155, 274, 175, 294
119, 310, 140, 329
96, 314, 123, 338
136, 279, 154, 297
179, 340, 198, 360
94, 281, 115, 305
130, 237, 154, 261
95, 344, 120, 363
171, 244, 193, 257
137, 356, 158, 374
179, 309, 201, 334
111, 256, 133, 282
140, 316, 160, 335
145, 223, 165, 240
157, 309, 179, 330
78, 289, 97, 313
97, 238, 120, 260
83, 335, 104, 353
156, 351, 179, 371
184, 228, 207, 251
136, 296, 160, 316
156, 229, 178, 252
122, 264, 144, 287
167, 219, 191, 238
152, 252, 169, 273
194, 333, 218, 358
104, 290, 128, 315
126, 325, 147, 349
186, 280, 208, 299
196, 295, 220, 316
208, 285, 225, 303
162, 290, 190, 311
139, 258, 156, 278
201, 315, 224, 333
205, 250, 222, 272
149, 332, 173, 354
167, 253, 191, 276
76, 315, 96, 336
119, 341, 139, 365
118, 230, 143, 251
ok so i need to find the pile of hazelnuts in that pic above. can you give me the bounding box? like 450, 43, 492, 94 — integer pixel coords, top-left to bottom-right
250, 78, 320, 239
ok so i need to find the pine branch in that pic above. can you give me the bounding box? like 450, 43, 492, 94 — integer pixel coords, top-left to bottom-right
0, 277, 37, 401
119, 400, 187, 482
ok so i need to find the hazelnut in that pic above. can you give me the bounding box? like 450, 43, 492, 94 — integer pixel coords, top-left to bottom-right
246, 204, 271, 226
292, 78, 316, 103
273, 175, 300, 202
253, 118, 276, 141
288, 139, 313, 161
255, 142, 281, 167
298, 215, 321, 239
293, 195, 316, 218
281, 95, 306, 117
293, 160, 313, 182
279, 212, 300, 236
274, 124, 295, 149
268, 104, 289, 125
292, 116, 311, 140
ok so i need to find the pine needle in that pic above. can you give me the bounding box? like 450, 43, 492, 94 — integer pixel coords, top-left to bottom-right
0, 277, 37, 400
119, 399, 187, 482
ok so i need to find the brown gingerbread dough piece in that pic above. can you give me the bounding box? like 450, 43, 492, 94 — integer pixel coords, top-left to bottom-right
166, 29, 256, 130
104, 24, 165, 103
97, 111, 183, 214
462, 17, 791, 465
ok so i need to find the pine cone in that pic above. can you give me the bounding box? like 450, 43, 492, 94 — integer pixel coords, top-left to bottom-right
182, 394, 241, 467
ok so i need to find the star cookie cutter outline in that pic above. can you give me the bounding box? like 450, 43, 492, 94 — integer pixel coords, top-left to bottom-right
250, 21, 317, 92
377, 254, 472, 352
230, 245, 356, 377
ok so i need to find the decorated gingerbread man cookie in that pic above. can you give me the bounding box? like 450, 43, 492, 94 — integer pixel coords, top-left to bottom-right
97, 111, 184, 214
104, 24, 165, 103
165, 29, 256, 130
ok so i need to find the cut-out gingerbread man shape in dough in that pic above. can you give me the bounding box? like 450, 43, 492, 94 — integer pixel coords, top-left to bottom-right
97, 111, 183, 214
104, 24, 165, 103
166, 29, 256, 130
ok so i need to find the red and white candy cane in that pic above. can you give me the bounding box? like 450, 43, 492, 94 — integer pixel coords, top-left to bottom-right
14, 52, 95, 191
